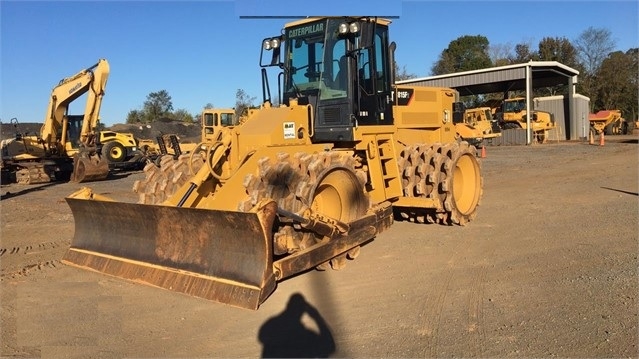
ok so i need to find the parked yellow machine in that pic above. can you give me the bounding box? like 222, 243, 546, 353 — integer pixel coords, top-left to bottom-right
496, 97, 556, 143
142, 108, 238, 160
588, 110, 626, 136
98, 130, 148, 170
454, 106, 501, 148
63, 17, 484, 310
1, 59, 111, 184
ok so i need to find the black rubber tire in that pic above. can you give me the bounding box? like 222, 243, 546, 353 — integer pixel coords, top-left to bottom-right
102, 141, 127, 162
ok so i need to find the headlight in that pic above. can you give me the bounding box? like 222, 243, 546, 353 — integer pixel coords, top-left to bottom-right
270, 38, 280, 49
263, 39, 272, 50
339, 22, 360, 35
349, 22, 360, 33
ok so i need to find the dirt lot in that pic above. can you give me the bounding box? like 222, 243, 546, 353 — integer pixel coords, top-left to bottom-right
1, 137, 637, 358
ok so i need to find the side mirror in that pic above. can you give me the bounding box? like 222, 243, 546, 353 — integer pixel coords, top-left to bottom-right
359, 22, 374, 49
453, 102, 465, 124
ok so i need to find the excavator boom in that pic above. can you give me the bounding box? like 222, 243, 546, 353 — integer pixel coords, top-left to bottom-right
1, 59, 111, 184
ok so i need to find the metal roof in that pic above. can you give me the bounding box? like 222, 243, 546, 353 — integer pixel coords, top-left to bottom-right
396, 61, 580, 97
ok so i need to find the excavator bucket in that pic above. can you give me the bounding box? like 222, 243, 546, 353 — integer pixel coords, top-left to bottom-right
71, 155, 109, 183
62, 197, 279, 310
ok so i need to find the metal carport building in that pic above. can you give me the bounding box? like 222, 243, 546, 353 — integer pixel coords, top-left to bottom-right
396, 61, 581, 142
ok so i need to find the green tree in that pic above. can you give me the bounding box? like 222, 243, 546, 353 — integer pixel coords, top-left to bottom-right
537, 37, 579, 68
536, 37, 580, 96
126, 109, 143, 124
431, 35, 493, 75
510, 42, 538, 63
143, 90, 173, 122
172, 108, 195, 123
235, 89, 256, 119
594, 49, 638, 120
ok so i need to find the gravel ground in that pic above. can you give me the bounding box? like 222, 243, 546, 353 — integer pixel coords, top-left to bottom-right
1, 136, 637, 358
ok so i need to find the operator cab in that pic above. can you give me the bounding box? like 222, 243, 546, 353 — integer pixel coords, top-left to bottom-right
261, 17, 395, 143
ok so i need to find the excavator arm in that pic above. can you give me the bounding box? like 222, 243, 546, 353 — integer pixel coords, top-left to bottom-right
40, 59, 110, 154
37, 59, 111, 182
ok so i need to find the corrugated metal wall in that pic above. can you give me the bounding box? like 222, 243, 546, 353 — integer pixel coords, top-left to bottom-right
535, 94, 590, 140
487, 129, 528, 146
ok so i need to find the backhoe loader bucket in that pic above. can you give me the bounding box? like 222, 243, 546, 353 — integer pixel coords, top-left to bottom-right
71, 155, 109, 183
62, 197, 278, 310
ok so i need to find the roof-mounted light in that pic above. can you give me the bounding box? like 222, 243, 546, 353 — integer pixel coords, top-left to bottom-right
338, 22, 360, 36
338, 23, 349, 34
349, 22, 360, 34
263, 37, 281, 51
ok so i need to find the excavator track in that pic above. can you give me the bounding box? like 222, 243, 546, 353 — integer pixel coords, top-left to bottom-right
239, 150, 370, 270
397, 141, 482, 226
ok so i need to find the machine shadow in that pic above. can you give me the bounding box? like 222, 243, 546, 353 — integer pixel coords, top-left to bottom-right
258, 292, 336, 358
0, 181, 61, 200
600, 186, 639, 196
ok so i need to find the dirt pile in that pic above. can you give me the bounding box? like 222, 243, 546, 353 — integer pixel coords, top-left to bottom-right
0, 122, 42, 140
109, 118, 201, 143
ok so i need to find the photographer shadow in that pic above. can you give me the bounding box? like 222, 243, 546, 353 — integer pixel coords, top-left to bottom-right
258, 293, 335, 358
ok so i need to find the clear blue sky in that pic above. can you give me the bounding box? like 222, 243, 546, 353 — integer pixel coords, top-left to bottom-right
1, 0, 637, 127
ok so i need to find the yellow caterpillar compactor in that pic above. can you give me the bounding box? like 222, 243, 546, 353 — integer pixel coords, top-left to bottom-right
63, 17, 483, 310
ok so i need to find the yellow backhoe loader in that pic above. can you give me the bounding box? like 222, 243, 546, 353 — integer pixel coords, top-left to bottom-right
1, 59, 111, 184
63, 17, 483, 310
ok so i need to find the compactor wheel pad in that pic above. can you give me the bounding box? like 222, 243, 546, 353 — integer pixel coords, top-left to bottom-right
397, 141, 482, 225
240, 151, 369, 270
133, 153, 205, 204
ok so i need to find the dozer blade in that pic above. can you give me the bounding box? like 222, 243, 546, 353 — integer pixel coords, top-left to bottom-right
62, 198, 278, 310
71, 155, 109, 183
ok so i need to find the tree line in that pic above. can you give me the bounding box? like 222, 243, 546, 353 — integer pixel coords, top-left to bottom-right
126, 26, 636, 124
125, 89, 256, 124
427, 26, 637, 120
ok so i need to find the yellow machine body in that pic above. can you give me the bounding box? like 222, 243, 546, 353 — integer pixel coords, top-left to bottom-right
63, 17, 483, 310
589, 110, 625, 135
454, 106, 501, 148
500, 97, 556, 143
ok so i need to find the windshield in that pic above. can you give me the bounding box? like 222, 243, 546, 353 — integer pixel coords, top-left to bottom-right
503, 99, 525, 112
483, 109, 493, 121
285, 19, 348, 99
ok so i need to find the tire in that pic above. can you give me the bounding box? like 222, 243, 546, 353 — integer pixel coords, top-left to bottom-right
239, 151, 369, 270
133, 153, 205, 205
102, 141, 127, 162
397, 142, 482, 226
